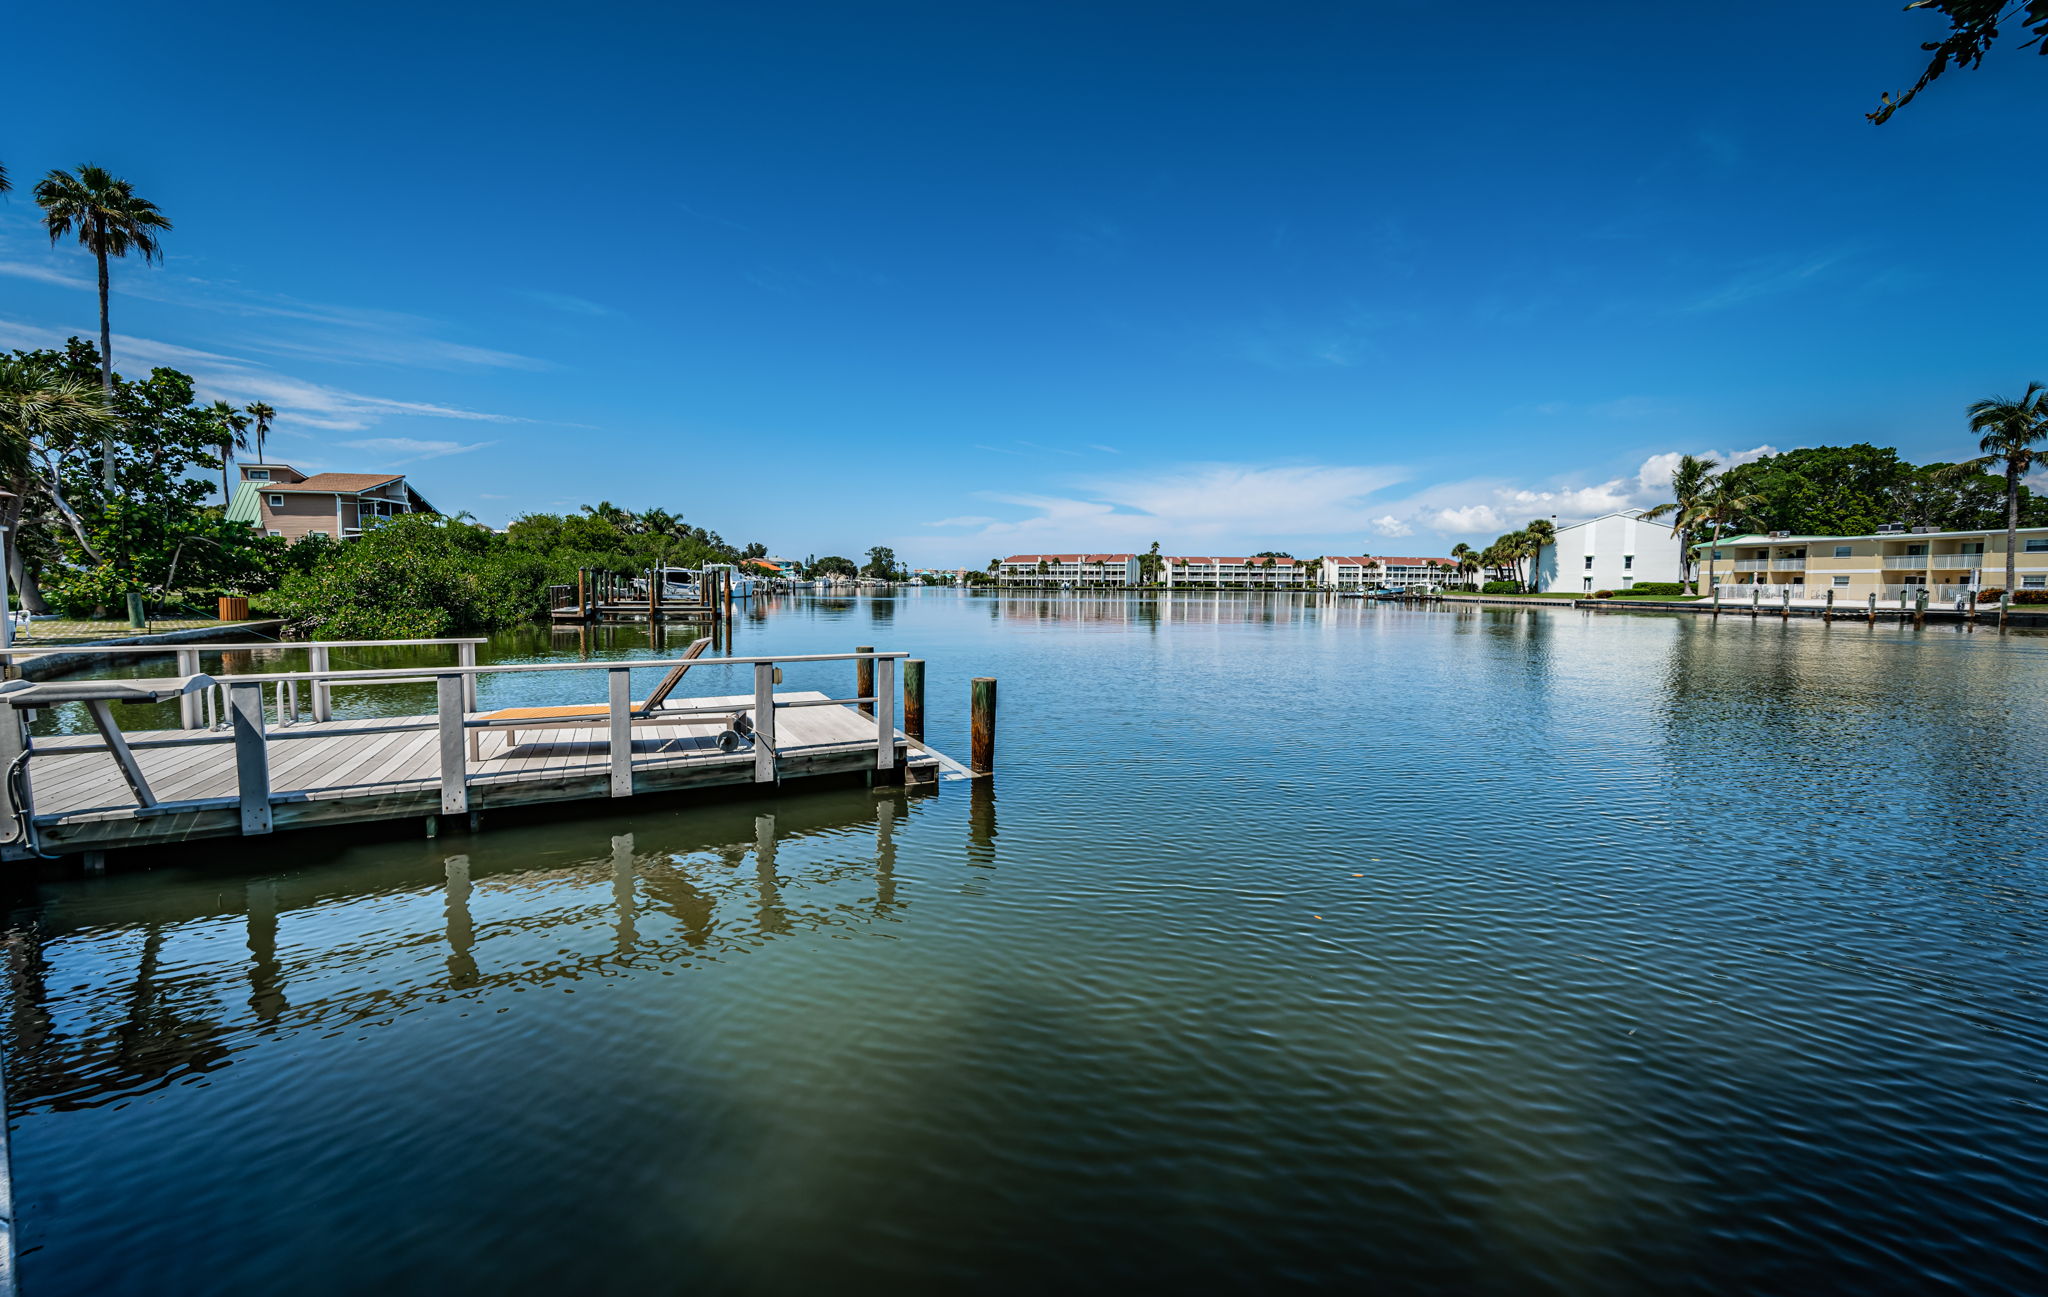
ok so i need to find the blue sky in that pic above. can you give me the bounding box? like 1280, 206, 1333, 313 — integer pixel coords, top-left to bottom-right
3, 1, 2043, 563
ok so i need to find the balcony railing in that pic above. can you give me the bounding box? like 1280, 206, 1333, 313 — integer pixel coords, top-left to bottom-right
1928, 553, 1986, 568
1881, 554, 1930, 569
1771, 556, 1807, 569
1731, 559, 1771, 572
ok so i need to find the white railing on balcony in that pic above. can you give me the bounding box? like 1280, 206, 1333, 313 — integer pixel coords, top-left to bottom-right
1714, 584, 1805, 601
1771, 556, 1808, 569
1881, 554, 1930, 569
1927, 553, 1986, 568
1732, 559, 1771, 572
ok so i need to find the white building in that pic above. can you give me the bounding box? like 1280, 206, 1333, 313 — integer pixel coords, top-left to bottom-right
1161, 556, 1311, 588
1534, 509, 1682, 593
1319, 555, 1458, 590
997, 554, 1141, 587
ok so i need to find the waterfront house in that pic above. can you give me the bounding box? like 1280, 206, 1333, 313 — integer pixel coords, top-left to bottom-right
997, 554, 1142, 587
1533, 509, 1682, 593
1694, 525, 2048, 602
227, 463, 436, 541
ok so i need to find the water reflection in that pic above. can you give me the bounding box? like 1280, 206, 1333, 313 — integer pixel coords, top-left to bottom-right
0, 791, 930, 1114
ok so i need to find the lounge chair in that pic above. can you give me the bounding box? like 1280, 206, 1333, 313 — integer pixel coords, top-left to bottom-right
472, 636, 722, 758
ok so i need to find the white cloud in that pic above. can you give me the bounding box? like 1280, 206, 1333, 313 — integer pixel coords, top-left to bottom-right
1378, 445, 1782, 544
0, 315, 526, 433
0, 261, 93, 291
923, 515, 998, 528
940, 462, 1410, 549
339, 437, 495, 462
1369, 514, 1414, 537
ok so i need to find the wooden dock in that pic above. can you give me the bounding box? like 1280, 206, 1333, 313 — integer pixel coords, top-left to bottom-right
0, 646, 976, 861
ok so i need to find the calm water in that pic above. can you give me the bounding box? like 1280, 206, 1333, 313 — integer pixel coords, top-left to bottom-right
4, 594, 2045, 1295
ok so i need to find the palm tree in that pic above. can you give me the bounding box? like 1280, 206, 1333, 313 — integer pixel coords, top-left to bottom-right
1523, 518, 1557, 592
210, 402, 251, 504
243, 401, 276, 465
1968, 384, 2048, 603
1696, 481, 1763, 597
33, 166, 172, 492
0, 161, 10, 195
1643, 453, 1721, 593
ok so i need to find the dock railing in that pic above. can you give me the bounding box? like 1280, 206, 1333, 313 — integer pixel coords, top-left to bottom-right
0, 638, 488, 730
9, 649, 911, 839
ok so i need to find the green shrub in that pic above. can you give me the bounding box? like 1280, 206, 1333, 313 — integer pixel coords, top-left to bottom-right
272, 515, 549, 638
1593, 589, 1615, 598
1626, 582, 1685, 597
43, 564, 135, 618
2017, 590, 2048, 605
1479, 580, 1520, 594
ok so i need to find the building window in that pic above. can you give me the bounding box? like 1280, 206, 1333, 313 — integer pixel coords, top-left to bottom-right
267, 529, 281, 537
1833, 545, 1852, 557
2026, 539, 2048, 553
1622, 555, 1634, 570
1832, 576, 1850, 588
246, 469, 270, 481
268, 494, 284, 507
1711, 549, 1723, 560
2025, 576, 2047, 589
1583, 555, 1594, 570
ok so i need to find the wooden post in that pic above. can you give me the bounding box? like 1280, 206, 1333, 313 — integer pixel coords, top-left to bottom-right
723, 567, 735, 621
1867, 592, 1876, 624
309, 645, 332, 722
1913, 588, 1928, 628
753, 661, 777, 783
229, 682, 272, 835
1999, 591, 2010, 630
855, 646, 875, 716
1966, 589, 1978, 632
902, 658, 925, 741
608, 667, 633, 797
1823, 589, 1834, 623
577, 568, 588, 621
874, 655, 897, 773
970, 676, 997, 775
1780, 588, 1791, 619
458, 641, 479, 712
437, 673, 468, 816
1749, 587, 1759, 617
649, 567, 658, 622
1711, 585, 1720, 617
178, 648, 203, 728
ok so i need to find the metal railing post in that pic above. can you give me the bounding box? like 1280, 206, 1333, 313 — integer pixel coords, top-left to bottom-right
608, 667, 633, 797
309, 646, 332, 722
459, 641, 479, 712
754, 661, 777, 783
437, 673, 468, 815
177, 648, 202, 729
874, 655, 897, 771
229, 682, 272, 835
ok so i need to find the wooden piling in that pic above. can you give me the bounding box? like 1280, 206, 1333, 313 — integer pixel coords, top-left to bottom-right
1999, 591, 2010, 631
577, 568, 588, 621
855, 646, 875, 716
723, 568, 735, 621
1780, 588, 1791, 620
1823, 589, 1834, 622
903, 658, 925, 741
970, 676, 997, 775
1913, 589, 1928, 628
1866, 592, 1876, 625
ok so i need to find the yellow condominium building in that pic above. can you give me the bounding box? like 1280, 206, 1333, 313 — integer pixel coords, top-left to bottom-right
1695, 526, 2048, 602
